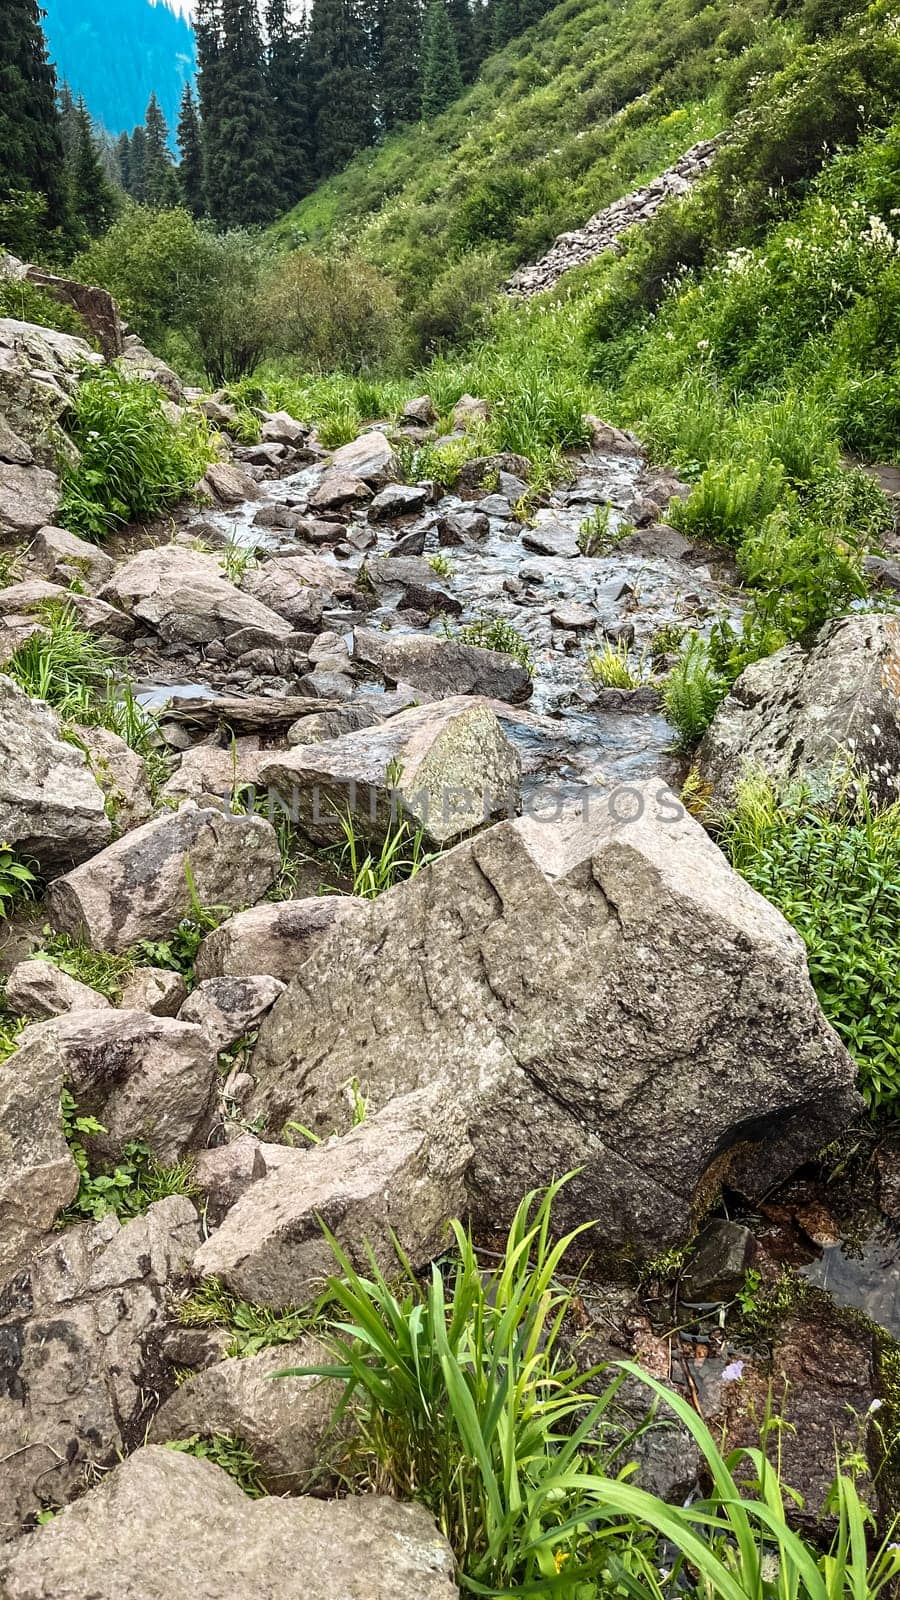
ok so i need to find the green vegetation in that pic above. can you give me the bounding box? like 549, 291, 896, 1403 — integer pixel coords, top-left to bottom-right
716, 774, 900, 1114
662, 635, 728, 749
165, 1435, 267, 1498
325, 808, 435, 900
577, 503, 619, 555
0, 844, 37, 918
59, 367, 216, 541
133, 865, 229, 988
0, 278, 88, 339
456, 614, 534, 671
178, 1275, 311, 1357
33, 933, 135, 1003
587, 639, 647, 690
60, 1090, 199, 1224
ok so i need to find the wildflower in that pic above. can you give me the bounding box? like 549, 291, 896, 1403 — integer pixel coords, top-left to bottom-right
721, 1359, 745, 1382
868, 1398, 884, 1413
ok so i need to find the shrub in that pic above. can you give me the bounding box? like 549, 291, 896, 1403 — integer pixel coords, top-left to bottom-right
408, 250, 503, 355
0, 279, 88, 340
716, 774, 900, 1111
669, 459, 788, 547
59, 369, 215, 540
662, 634, 729, 747
260, 251, 402, 374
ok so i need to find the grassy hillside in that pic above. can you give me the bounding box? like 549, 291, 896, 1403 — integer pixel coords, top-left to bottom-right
273, 0, 790, 315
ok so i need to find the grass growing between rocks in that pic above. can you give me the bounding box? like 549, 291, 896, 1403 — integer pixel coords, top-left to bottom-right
715, 775, 900, 1114
165, 1434, 268, 1498
178, 1276, 311, 1357
58, 367, 216, 542
280, 1181, 900, 1597
59, 1090, 199, 1225
31, 933, 135, 1002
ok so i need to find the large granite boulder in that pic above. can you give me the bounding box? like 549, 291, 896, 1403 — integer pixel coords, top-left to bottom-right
249, 783, 861, 1253
0, 1199, 201, 1540
699, 613, 900, 807
330, 428, 397, 487
0, 1027, 78, 1280
46, 804, 280, 953
0, 461, 60, 538
12, 1009, 218, 1165
148, 1335, 342, 1493
0, 674, 111, 870
26, 524, 114, 590
100, 546, 292, 648
0, 1445, 458, 1598
0, 316, 101, 467
194, 1087, 469, 1307
352, 626, 533, 704
4, 958, 111, 1019
258, 696, 521, 847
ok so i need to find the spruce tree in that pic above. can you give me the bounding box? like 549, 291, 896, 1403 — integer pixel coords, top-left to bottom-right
129, 124, 148, 203
420, 0, 463, 120
470, 0, 493, 68
491, 0, 519, 46
447, 0, 476, 82
176, 85, 206, 215
58, 81, 79, 161
265, 0, 313, 207
518, 0, 549, 25
115, 131, 132, 195
380, 0, 423, 129
70, 97, 118, 236
195, 0, 226, 220
213, 0, 280, 224
144, 92, 180, 207
0, 0, 72, 244
308, 0, 375, 178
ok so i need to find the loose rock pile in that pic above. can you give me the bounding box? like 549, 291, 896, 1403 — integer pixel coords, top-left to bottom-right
506, 137, 721, 298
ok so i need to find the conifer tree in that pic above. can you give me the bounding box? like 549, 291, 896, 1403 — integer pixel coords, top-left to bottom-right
470, 0, 493, 68
265, 0, 313, 207
380, 0, 423, 128
195, 0, 226, 219
0, 0, 72, 244
176, 85, 206, 215
115, 131, 132, 195
213, 0, 280, 224
447, 0, 476, 82
58, 81, 79, 161
70, 97, 118, 236
128, 124, 148, 203
421, 0, 463, 119
518, 0, 549, 25
308, 0, 375, 178
144, 92, 180, 207
491, 0, 519, 46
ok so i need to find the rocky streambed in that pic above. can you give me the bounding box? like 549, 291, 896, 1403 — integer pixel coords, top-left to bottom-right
2, 368, 900, 1594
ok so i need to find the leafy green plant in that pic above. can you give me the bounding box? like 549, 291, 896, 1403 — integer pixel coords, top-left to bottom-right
220, 540, 258, 584
0, 843, 36, 917
59, 1089, 199, 1224
6, 606, 116, 713
58, 367, 216, 541
662, 634, 729, 747
428, 553, 454, 577
178, 1276, 310, 1357
587, 639, 647, 690
456, 614, 533, 671
716, 774, 900, 1111
275, 1177, 652, 1595
669, 459, 787, 547
165, 1434, 268, 1498
577, 503, 620, 555
133, 862, 229, 988
323, 807, 434, 900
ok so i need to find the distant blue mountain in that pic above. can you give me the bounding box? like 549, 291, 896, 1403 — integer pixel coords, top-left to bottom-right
43, 0, 197, 143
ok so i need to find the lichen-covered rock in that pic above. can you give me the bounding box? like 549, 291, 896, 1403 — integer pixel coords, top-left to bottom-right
699, 613, 900, 806
250, 784, 861, 1254
352, 627, 533, 704
0, 577, 133, 639
74, 723, 154, 830
0, 673, 110, 870
258, 696, 521, 847
194, 897, 357, 982
0, 1445, 459, 1599
330, 428, 397, 486
194, 1087, 469, 1307
0, 460, 60, 538
46, 804, 280, 952
0, 1199, 200, 1540
118, 966, 188, 1016
13, 1010, 218, 1165
148, 1335, 341, 1492
0, 316, 101, 467
26, 524, 114, 590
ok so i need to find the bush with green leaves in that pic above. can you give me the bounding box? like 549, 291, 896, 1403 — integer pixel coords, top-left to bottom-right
59, 369, 215, 541
662, 634, 729, 746
715, 774, 900, 1112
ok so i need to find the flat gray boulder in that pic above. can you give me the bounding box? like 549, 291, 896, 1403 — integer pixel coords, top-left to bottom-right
194, 1087, 469, 1307
249, 783, 860, 1253
0, 1023, 78, 1279
194, 896, 358, 982
699, 613, 900, 806
0, 461, 59, 536
352, 626, 533, 704
258, 696, 521, 847
0, 1200, 200, 1541
0, 673, 111, 870
46, 804, 280, 952
5, 958, 111, 1019
27, 524, 114, 589
0, 1445, 458, 1599
13, 1009, 218, 1164
100, 545, 292, 647
330, 428, 397, 486
148, 1335, 341, 1493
